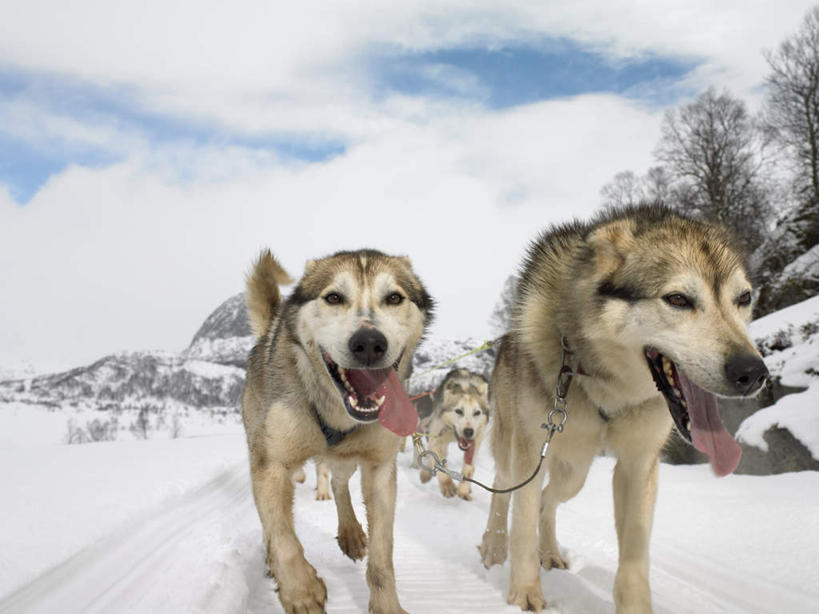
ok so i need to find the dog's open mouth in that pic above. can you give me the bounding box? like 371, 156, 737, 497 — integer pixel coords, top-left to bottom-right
321, 350, 418, 436
645, 348, 741, 476
456, 435, 476, 465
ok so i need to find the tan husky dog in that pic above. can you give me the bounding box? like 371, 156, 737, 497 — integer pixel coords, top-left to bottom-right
416, 368, 490, 500
242, 249, 433, 614
478, 205, 768, 612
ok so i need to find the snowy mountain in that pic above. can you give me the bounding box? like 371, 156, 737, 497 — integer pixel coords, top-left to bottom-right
0, 292, 493, 418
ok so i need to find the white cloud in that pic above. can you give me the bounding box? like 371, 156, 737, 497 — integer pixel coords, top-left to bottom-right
1, 1, 814, 134
0, 95, 661, 368
1, 0, 816, 368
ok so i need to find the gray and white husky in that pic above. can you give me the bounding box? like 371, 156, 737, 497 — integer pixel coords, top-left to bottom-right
414, 368, 490, 500
242, 249, 433, 614
478, 204, 768, 613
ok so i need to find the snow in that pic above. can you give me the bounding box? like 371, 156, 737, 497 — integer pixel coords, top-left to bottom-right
737, 295, 819, 458
0, 294, 817, 613
737, 382, 819, 456
750, 294, 819, 348
1, 422, 818, 614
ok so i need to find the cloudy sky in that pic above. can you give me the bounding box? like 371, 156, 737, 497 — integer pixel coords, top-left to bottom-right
0, 0, 815, 371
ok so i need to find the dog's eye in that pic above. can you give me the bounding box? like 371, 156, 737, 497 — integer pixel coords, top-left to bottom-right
385, 292, 404, 306
324, 292, 344, 305
664, 293, 693, 309
737, 290, 752, 307
473, 410, 481, 417
454, 408, 464, 416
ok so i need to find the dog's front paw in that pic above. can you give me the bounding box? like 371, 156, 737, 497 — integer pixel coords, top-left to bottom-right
438, 475, 457, 498
507, 582, 546, 612
478, 529, 507, 568
419, 468, 433, 483
540, 550, 568, 570
457, 482, 472, 501
277, 566, 327, 614
337, 521, 367, 561
316, 486, 332, 501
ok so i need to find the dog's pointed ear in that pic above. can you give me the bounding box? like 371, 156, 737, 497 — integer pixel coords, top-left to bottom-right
304, 259, 318, 275
587, 219, 636, 276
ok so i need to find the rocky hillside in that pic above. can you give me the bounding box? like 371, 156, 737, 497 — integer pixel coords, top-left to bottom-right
0, 294, 252, 414
0, 293, 491, 416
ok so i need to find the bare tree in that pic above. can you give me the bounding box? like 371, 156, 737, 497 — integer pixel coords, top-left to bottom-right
600, 166, 674, 209
764, 6, 819, 204
753, 7, 819, 314
655, 88, 773, 250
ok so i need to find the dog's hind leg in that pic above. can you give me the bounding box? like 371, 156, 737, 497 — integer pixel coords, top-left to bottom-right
251, 458, 327, 614
479, 418, 512, 568
329, 458, 367, 560
316, 460, 331, 501
538, 455, 593, 570
506, 428, 548, 611
361, 458, 407, 614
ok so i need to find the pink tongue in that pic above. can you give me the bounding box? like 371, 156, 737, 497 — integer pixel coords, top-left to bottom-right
462, 439, 476, 465
344, 368, 418, 436
677, 371, 742, 477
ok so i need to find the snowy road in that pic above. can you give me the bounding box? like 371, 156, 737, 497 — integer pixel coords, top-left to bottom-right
1, 432, 818, 613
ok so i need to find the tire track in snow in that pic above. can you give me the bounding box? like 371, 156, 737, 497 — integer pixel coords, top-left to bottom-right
0, 464, 256, 614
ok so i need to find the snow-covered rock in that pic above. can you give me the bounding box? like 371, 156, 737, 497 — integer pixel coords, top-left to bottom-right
182, 293, 254, 367
0, 294, 254, 415
730, 295, 819, 473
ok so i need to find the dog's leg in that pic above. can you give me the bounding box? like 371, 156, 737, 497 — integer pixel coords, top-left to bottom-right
361, 459, 407, 614
410, 439, 420, 469
316, 460, 331, 501
458, 430, 485, 500
538, 455, 593, 570
457, 462, 474, 500
251, 460, 327, 614
479, 427, 512, 568
611, 454, 658, 614
330, 458, 367, 560
507, 429, 548, 611
430, 436, 458, 498
292, 465, 306, 484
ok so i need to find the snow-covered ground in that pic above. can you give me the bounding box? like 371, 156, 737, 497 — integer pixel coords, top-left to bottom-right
738, 295, 819, 457
1, 409, 817, 614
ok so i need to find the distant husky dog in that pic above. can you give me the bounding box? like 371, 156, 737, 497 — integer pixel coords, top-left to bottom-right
242, 249, 433, 614
415, 368, 490, 500
478, 204, 768, 613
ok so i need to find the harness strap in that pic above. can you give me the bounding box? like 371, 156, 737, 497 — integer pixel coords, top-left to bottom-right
310, 404, 358, 447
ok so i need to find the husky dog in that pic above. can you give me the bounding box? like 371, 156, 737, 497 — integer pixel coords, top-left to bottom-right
478, 204, 768, 613
415, 368, 490, 500
242, 249, 433, 614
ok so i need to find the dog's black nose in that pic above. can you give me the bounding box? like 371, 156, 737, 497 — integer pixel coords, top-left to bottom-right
463, 427, 474, 438
724, 354, 768, 395
348, 328, 388, 366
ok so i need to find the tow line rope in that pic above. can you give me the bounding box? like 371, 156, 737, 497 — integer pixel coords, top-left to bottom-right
405, 337, 498, 404
407, 338, 498, 382
411, 337, 576, 495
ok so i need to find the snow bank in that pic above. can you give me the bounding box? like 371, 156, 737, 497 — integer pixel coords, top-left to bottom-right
736, 295, 819, 457
737, 382, 819, 458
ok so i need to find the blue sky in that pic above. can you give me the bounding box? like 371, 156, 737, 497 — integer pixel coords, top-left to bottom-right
0, 40, 697, 204
373, 40, 697, 108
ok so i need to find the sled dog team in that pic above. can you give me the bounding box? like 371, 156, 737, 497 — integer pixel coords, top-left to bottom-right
240, 204, 768, 614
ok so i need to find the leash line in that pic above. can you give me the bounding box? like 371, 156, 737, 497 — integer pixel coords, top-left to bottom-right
411, 336, 575, 496
408, 338, 498, 382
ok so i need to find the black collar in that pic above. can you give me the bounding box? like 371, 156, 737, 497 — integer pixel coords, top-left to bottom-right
310, 404, 359, 447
